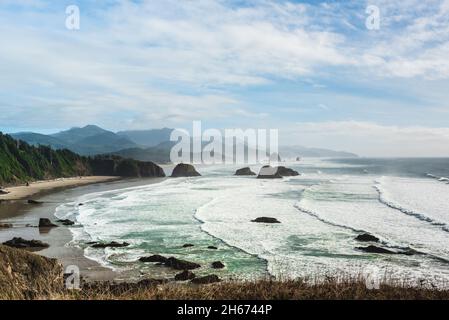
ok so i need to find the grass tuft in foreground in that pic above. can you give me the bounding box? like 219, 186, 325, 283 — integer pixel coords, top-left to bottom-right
51, 277, 449, 300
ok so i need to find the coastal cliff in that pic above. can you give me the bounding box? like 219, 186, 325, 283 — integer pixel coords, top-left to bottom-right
0, 132, 165, 185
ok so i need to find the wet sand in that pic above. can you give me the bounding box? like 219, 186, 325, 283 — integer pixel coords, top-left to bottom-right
0, 178, 166, 282
0, 176, 119, 201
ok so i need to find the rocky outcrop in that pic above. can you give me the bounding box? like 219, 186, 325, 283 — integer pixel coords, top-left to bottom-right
182, 244, 195, 248
171, 163, 201, 177
175, 270, 196, 281
357, 246, 395, 254
3, 237, 49, 250
0, 245, 63, 299
0, 189, 9, 195
0, 223, 13, 229
139, 255, 201, 270
57, 219, 75, 226
211, 261, 225, 269
39, 218, 58, 228
208, 246, 218, 250
91, 241, 130, 248
276, 166, 300, 177
89, 157, 166, 178
257, 166, 282, 179
355, 233, 379, 242
235, 167, 256, 176
139, 254, 168, 263
28, 200, 43, 205
165, 257, 201, 270
191, 275, 221, 285
252, 217, 281, 224
257, 165, 299, 178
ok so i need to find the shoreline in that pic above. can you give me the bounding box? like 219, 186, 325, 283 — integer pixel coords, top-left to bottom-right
0, 177, 167, 283
0, 176, 121, 201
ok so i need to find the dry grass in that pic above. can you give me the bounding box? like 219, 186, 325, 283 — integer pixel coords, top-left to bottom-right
50, 277, 449, 300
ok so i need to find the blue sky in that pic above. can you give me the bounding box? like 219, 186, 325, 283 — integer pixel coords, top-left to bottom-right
1, 0, 449, 156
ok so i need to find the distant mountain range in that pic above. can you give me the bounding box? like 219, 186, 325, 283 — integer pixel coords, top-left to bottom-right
9, 125, 357, 163
11, 125, 171, 156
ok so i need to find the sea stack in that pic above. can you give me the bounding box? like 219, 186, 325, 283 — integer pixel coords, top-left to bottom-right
276, 166, 300, 177
235, 167, 256, 176
257, 166, 282, 179
171, 163, 201, 177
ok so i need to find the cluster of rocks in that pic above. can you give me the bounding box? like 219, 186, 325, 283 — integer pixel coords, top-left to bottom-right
354, 233, 417, 256
0, 188, 9, 195
138, 254, 223, 285
170, 163, 301, 180
3, 237, 49, 249
91, 241, 130, 249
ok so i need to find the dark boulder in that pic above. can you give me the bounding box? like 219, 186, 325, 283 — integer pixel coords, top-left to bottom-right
28, 200, 43, 205
3, 237, 49, 249
91, 241, 130, 248
251, 217, 281, 224
235, 167, 256, 176
165, 257, 201, 270
357, 246, 396, 254
139, 255, 168, 263
257, 166, 282, 179
171, 164, 201, 177
175, 270, 196, 281
57, 219, 75, 226
207, 246, 218, 250
191, 275, 221, 285
276, 166, 300, 177
211, 261, 225, 269
0, 223, 13, 229
355, 233, 379, 242
38, 218, 58, 228
182, 244, 195, 248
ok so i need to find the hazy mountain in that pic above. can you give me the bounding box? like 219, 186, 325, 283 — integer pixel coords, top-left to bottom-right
10, 132, 67, 150
51, 125, 109, 144
11, 125, 138, 156
117, 128, 173, 147
10, 125, 357, 161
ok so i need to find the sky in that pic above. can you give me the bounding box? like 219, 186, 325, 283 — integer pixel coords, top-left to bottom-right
1, 0, 449, 156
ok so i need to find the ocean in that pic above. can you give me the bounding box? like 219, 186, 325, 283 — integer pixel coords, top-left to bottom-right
54, 158, 449, 286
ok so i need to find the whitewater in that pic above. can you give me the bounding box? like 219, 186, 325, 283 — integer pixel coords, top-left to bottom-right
54, 158, 449, 286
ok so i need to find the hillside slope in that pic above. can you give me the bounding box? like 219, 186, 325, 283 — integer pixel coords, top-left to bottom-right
0, 133, 165, 185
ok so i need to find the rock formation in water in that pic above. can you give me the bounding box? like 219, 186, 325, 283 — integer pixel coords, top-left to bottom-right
251, 217, 281, 224
2, 237, 49, 250
39, 218, 58, 228
276, 166, 300, 176
257, 166, 282, 179
235, 167, 256, 176
355, 233, 379, 242
171, 163, 201, 177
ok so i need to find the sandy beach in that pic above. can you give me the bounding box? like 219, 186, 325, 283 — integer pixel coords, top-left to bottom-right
0, 176, 120, 201
0, 177, 166, 283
